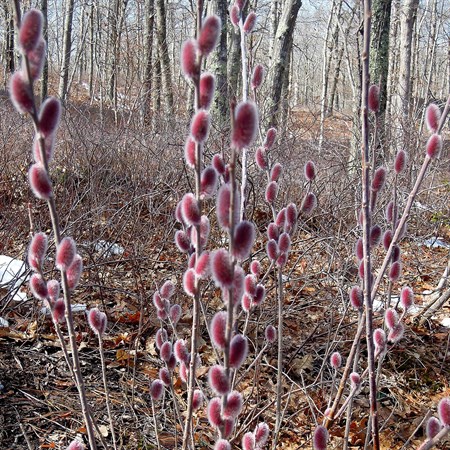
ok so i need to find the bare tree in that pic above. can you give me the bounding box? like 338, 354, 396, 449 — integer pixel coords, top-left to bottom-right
40, 0, 48, 100
319, 0, 342, 149
266, 0, 302, 128
392, 0, 419, 150
2, 1, 15, 78
370, 0, 392, 115
210, 0, 228, 125
58, 0, 76, 102
156, 0, 174, 115
142, 0, 155, 123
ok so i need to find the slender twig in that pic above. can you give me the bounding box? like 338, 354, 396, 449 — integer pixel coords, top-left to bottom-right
98, 337, 118, 450
273, 268, 284, 448
151, 396, 161, 450
343, 311, 363, 450
239, 15, 249, 220
360, 0, 379, 447
181, 2, 204, 448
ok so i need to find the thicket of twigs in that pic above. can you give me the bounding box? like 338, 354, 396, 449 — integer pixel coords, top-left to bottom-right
0, 3, 449, 450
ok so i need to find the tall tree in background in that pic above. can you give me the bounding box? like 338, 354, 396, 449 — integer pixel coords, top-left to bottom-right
108, 0, 129, 111
2, 1, 15, 77
211, 0, 228, 125
142, 0, 155, 123
156, 0, 174, 115
267, 0, 302, 128
40, 0, 48, 100
88, 1, 95, 98
393, 0, 419, 149
370, 0, 392, 115
319, 0, 342, 149
58, 0, 75, 102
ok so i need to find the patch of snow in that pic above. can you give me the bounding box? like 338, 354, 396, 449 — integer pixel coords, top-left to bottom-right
406, 304, 422, 314
440, 317, 450, 328
420, 237, 450, 249
414, 201, 429, 211
41, 303, 86, 316
0, 255, 29, 301
0, 317, 9, 327
94, 240, 124, 258
373, 298, 384, 312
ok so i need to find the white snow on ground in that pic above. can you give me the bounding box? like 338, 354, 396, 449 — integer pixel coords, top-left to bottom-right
420, 237, 450, 249
40, 303, 87, 317
0, 317, 9, 327
0, 255, 29, 301
94, 240, 125, 258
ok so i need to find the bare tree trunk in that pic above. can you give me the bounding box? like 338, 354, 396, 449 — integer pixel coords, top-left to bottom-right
40, 0, 48, 100
77, 2, 86, 84
266, 0, 302, 128
385, 0, 399, 140
211, 0, 228, 126
107, 0, 128, 116
3, 1, 15, 78
279, 38, 293, 130
319, 0, 342, 149
228, 24, 241, 100
370, 0, 392, 115
156, 0, 174, 115
348, 2, 363, 172
152, 48, 162, 123
328, 39, 344, 115
58, 0, 76, 103
142, 0, 155, 123
89, 1, 95, 98
269, 0, 279, 56
392, 0, 419, 151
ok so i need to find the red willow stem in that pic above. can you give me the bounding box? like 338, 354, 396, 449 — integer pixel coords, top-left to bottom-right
12, 2, 98, 448
182, 2, 204, 448
360, 0, 380, 448
221, 146, 238, 429
273, 267, 284, 448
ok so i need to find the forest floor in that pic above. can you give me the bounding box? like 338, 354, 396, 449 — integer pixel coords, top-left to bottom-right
0, 98, 449, 449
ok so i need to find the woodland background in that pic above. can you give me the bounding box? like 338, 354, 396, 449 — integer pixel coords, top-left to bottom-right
0, 0, 449, 449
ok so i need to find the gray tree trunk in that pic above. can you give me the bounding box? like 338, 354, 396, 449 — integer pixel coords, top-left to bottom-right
385, 0, 399, 138
3, 1, 15, 77
370, 0, 392, 115
40, 0, 48, 100
266, 0, 302, 128
89, 1, 95, 98
156, 0, 174, 114
392, 0, 419, 150
210, 0, 228, 126
142, 0, 155, 123
58, 0, 75, 102
329, 41, 344, 115
279, 37, 293, 130
152, 48, 162, 118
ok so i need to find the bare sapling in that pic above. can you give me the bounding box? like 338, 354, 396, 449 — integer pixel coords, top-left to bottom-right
88, 308, 117, 449
149, 1, 277, 448
321, 2, 450, 448
10, 4, 98, 448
